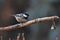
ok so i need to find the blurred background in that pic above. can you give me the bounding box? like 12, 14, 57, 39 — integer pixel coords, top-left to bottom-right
0, 0, 60, 40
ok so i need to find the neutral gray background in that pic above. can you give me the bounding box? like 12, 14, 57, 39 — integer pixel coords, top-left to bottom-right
0, 0, 60, 40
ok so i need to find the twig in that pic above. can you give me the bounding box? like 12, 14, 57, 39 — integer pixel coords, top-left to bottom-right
0, 16, 59, 32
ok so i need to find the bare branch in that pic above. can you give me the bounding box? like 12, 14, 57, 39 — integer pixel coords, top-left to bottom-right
0, 16, 59, 32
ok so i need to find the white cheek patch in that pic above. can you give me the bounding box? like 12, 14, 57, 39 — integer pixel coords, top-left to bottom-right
23, 14, 27, 17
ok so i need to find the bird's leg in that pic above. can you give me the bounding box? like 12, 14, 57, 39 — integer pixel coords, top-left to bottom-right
17, 23, 24, 28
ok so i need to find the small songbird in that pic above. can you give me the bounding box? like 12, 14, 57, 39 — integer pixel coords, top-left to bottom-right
12, 12, 29, 23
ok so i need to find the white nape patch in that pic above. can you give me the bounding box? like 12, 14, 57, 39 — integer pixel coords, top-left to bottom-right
23, 14, 27, 17
16, 14, 21, 16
